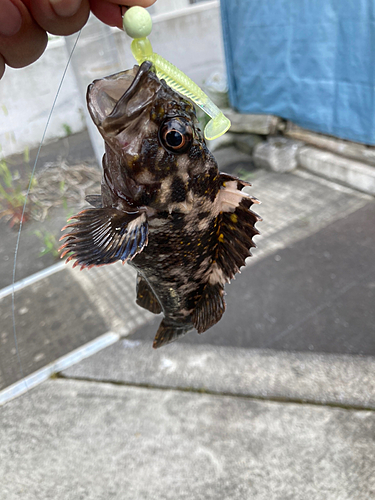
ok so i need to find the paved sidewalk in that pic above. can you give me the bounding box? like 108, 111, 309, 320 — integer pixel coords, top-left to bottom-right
1, 144, 375, 498
1, 340, 375, 499
1, 167, 373, 390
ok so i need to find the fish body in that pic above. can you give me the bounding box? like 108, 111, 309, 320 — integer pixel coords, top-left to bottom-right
60, 61, 260, 348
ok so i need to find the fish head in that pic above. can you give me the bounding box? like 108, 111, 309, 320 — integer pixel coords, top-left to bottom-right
87, 61, 205, 180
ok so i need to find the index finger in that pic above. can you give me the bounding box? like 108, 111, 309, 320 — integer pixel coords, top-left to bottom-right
89, 0, 156, 29
0, 0, 47, 69
29, 0, 90, 36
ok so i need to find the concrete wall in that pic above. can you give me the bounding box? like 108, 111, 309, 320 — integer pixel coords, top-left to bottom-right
0, 0, 224, 160
0, 37, 84, 158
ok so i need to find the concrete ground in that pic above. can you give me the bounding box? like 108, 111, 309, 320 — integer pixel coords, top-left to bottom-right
1, 343, 375, 499
0, 134, 375, 498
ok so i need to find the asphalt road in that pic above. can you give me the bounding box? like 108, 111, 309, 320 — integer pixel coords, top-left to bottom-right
1, 133, 374, 391
133, 202, 375, 355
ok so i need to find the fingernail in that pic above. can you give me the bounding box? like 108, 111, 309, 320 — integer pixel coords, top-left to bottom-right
49, 0, 81, 17
0, 0, 22, 37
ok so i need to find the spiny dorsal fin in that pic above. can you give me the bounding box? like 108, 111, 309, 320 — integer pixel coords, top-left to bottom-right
136, 274, 162, 314
215, 203, 260, 282
191, 283, 226, 334
59, 208, 148, 270
211, 173, 261, 283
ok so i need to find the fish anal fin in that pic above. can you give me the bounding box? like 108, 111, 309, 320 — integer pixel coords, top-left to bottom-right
59, 207, 148, 269
153, 319, 191, 349
192, 283, 226, 334
136, 275, 162, 314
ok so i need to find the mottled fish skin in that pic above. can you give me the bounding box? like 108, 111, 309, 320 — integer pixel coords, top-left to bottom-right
60, 61, 261, 348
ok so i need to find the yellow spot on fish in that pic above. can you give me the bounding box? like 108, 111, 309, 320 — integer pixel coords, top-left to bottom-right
230, 213, 238, 223
157, 106, 165, 119
218, 233, 224, 243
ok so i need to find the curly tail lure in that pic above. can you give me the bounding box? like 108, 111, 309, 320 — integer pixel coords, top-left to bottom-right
123, 6, 231, 141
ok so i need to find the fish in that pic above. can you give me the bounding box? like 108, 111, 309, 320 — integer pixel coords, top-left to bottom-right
59, 61, 261, 348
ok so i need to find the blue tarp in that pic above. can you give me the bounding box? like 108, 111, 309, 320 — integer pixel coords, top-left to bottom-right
221, 0, 375, 145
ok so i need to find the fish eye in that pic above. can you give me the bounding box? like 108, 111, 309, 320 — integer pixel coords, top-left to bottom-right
166, 130, 183, 147
159, 117, 193, 154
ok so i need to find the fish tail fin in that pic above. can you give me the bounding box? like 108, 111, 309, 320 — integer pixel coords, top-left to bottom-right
153, 319, 191, 349
59, 207, 148, 270
192, 283, 226, 334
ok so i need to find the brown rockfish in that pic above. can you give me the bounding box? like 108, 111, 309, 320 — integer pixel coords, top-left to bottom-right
60, 61, 260, 348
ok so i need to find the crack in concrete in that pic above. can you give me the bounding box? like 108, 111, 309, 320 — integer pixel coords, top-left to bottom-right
55, 373, 375, 413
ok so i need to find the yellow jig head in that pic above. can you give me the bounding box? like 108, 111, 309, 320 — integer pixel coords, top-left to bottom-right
123, 6, 231, 141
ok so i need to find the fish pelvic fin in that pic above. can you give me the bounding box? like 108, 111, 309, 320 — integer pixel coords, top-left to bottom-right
153, 319, 192, 349
136, 274, 162, 314
59, 207, 148, 270
191, 283, 226, 334
85, 194, 102, 208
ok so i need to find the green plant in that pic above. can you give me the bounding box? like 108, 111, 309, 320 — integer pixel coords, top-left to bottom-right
23, 146, 30, 164
34, 229, 60, 259
0, 159, 36, 227
62, 123, 73, 136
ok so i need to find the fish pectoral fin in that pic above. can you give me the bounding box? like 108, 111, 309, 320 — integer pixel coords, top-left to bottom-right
85, 194, 102, 208
136, 275, 162, 314
191, 283, 226, 334
153, 320, 191, 349
59, 207, 148, 270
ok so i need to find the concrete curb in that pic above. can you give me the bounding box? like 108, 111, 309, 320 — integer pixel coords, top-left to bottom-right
62, 340, 375, 410
298, 145, 375, 195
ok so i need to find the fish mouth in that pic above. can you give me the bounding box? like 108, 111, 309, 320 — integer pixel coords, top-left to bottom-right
87, 61, 156, 136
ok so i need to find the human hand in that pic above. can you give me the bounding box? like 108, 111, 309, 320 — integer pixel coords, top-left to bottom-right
0, 0, 156, 79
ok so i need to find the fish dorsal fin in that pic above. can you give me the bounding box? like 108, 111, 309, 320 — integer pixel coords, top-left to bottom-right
153, 319, 191, 349
59, 208, 148, 270
136, 274, 162, 314
211, 173, 261, 283
191, 283, 226, 334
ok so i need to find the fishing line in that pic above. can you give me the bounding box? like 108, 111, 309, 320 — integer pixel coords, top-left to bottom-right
11, 30, 82, 389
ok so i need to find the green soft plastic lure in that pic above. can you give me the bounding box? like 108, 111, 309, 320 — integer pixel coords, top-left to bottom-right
122, 6, 231, 141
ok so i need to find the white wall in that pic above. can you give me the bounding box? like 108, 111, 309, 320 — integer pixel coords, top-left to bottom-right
0, 0, 224, 159
116, 0, 225, 87
0, 37, 84, 158
149, 0, 191, 15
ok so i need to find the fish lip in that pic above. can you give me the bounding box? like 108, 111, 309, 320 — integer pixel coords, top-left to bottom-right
109, 60, 153, 114
101, 60, 154, 136
86, 60, 154, 134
